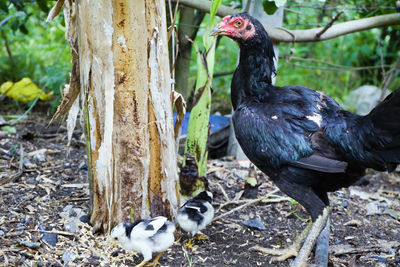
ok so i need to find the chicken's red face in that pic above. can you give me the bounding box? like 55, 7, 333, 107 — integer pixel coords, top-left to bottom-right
210, 15, 255, 41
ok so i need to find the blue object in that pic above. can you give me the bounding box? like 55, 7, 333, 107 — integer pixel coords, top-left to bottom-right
242, 218, 267, 231
173, 112, 230, 135
41, 232, 58, 246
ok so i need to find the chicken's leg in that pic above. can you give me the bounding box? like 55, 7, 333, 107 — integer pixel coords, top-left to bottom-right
314, 215, 330, 267
150, 252, 163, 266
291, 207, 330, 267
135, 260, 148, 267
251, 223, 312, 261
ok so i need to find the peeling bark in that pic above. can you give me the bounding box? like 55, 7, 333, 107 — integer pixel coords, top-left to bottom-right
55, 0, 179, 233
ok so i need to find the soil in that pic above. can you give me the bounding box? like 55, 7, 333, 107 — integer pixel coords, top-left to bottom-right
0, 112, 399, 267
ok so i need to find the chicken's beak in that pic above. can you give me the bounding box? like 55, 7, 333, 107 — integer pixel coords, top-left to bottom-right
210, 24, 224, 36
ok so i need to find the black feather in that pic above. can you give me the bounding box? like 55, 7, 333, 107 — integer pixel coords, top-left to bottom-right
221, 13, 400, 222
124, 221, 142, 239
290, 155, 347, 173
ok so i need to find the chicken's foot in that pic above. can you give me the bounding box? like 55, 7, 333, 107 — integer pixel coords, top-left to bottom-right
135, 260, 148, 267
149, 252, 163, 267
251, 223, 312, 261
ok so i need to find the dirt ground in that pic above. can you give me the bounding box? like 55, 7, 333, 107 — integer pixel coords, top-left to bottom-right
1, 112, 399, 267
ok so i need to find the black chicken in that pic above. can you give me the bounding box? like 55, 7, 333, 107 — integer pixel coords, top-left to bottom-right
211, 13, 400, 266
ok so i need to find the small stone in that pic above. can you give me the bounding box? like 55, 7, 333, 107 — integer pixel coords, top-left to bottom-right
69, 209, 77, 217
366, 201, 380, 216
79, 215, 89, 223
21, 252, 33, 259
88, 255, 101, 265
20, 215, 29, 224
0, 116, 7, 126
0, 230, 4, 236
41, 232, 58, 246
340, 202, 348, 208
19, 240, 41, 249
28, 149, 47, 162
23, 158, 37, 169
62, 251, 76, 263
15, 226, 26, 231
41, 194, 50, 201
63, 205, 74, 213
370, 255, 387, 263
242, 218, 266, 231
25, 178, 38, 185
64, 162, 71, 169
64, 220, 78, 233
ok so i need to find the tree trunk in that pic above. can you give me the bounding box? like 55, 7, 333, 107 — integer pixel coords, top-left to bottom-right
174, 6, 205, 104
63, 0, 179, 233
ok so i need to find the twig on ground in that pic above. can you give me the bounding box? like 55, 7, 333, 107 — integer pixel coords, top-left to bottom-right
213, 188, 280, 221
30, 229, 78, 237
331, 241, 400, 255
217, 182, 230, 202
60, 197, 90, 202
18, 144, 23, 173
216, 195, 291, 212
0, 145, 24, 185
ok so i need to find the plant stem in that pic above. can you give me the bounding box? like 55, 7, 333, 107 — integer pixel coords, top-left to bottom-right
1, 30, 16, 75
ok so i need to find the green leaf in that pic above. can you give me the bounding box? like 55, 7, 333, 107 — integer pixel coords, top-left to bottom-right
246, 177, 258, 187
209, 0, 222, 24
1, 126, 17, 134
0, 1, 8, 13
19, 23, 28, 34
36, 0, 50, 13
262, 0, 278, 15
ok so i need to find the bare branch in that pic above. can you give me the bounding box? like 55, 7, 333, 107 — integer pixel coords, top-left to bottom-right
46, 0, 65, 22
284, 56, 393, 71
380, 57, 400, 100
315, 11, 343, 38
172, 0, 400, 43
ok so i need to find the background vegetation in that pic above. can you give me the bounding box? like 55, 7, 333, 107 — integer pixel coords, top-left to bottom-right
209, 0, 400, 113
0, 0, 399, 115
0, 1, 71, 111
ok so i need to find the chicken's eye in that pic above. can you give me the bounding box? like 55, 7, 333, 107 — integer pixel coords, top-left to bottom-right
113, 237, 118, 241
234, 20, 243, 28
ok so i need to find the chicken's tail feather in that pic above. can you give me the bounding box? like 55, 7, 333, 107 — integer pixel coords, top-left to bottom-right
364, 87, 400, 171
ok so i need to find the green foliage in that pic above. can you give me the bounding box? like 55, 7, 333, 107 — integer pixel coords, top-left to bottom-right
184, 0, 221, 180
204, 0, 400, 112
262, 0, 286, 15
0, 1, 71, 111
276, 0, 400, 103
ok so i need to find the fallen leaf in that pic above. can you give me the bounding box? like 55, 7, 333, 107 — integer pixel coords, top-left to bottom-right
1, 126, 16, 134
383, 208, 400, 220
